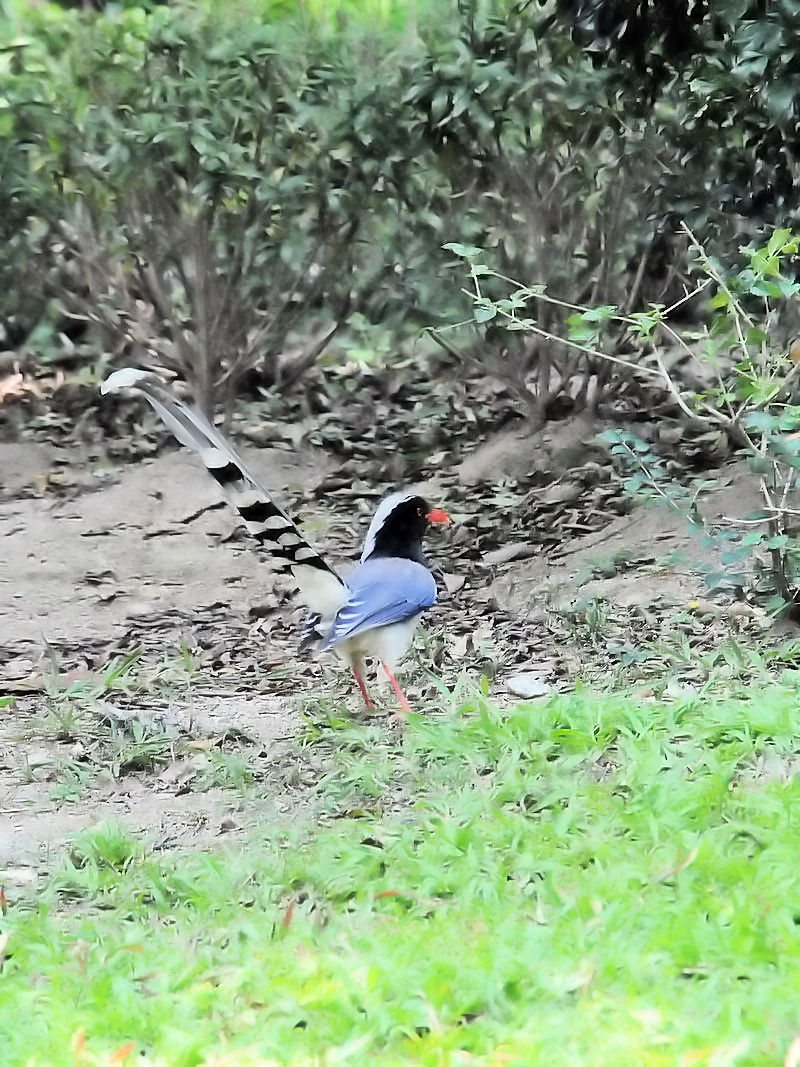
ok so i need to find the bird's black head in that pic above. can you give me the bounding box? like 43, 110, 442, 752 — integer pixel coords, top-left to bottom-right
362, 493, 450, 564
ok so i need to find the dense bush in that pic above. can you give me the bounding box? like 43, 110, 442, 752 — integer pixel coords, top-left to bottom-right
1, 0, 796, 419
0, 13, 74, 351
1, 3, 447, 412
6, 9, 438, 413
555, 0, 800, 232
417, 0, 800, 423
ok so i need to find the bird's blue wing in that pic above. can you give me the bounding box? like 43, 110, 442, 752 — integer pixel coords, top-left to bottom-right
319, 559, 436, 650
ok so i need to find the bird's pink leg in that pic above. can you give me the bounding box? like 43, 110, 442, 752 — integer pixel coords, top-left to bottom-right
382, 664, 412, 715
353, 668, 374, 710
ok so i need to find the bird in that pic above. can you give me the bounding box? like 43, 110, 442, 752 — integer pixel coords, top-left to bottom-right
101, 368, 450, 713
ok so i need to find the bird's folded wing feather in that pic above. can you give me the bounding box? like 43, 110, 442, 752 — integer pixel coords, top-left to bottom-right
102, 368, 348, 618
320, 561, 436, 649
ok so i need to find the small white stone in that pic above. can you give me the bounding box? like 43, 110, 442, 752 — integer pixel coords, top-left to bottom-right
506, 672, 553, 699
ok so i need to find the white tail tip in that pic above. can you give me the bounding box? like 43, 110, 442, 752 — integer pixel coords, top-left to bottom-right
101, 367, 153, 395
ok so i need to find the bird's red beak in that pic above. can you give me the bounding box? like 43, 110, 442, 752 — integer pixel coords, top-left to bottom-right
426, 508, 451, 524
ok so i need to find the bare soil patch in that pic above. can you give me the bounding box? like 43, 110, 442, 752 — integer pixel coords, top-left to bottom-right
0, 408, 778, 881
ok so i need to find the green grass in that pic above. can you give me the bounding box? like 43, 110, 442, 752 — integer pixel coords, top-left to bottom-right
3, 683, 800, 1065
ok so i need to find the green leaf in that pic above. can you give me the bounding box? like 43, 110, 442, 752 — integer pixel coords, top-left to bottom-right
628, 312, 659, 337
743, 411, 781, 433
750, 279, 784, 299
766, 228, 795, 256
743, 326, 768, 345
740, 531, 766, 547
443, 242, 483, 259
764, 535, 790, 549
581, 304, 618, 323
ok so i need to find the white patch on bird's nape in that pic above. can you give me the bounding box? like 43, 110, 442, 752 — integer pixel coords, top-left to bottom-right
359, 491, 417, 563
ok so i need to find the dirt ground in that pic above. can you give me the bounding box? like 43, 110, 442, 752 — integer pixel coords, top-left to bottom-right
1, 438, 341, 878
0, 416, 776, 891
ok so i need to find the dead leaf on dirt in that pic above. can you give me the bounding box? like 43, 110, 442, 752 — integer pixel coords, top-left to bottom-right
2, 368, 66, 402
183, 737, 223, 751
483, 543, 538, 567
84, 569, 117, 584
448, 634, 471, 659
158, 757, 207, 790
540, 480, 584, 506
688, 598, 720, 616
0, 665, 96, 693
442, 572, 466, 594
471, 623, 495, 648
0, 373, 37, 402
60, 666, 98, 687
725, 602, 761, 619
0, 657, 36, 683
96, 589, 125, 604
143, 526, 191, 540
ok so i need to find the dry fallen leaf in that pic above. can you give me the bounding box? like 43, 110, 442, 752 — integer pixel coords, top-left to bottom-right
108, 1041, 136, 1064
448, 634, 470, 659
0, 373, 26, 402
0, 369, 54, 403
442, 571, 466, 594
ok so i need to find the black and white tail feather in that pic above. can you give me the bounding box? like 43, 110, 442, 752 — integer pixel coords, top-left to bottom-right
101, 369, 349, 631
101, 368, 448, 718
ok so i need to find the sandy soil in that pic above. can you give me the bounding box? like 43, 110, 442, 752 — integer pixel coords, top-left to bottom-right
1, 440, 342, 882
0, 428, 775, 887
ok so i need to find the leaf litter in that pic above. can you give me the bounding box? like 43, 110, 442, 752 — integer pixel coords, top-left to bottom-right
0, 362, 792, 878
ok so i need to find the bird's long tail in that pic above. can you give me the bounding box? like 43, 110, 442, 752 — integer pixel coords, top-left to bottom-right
101, 369, 347, 618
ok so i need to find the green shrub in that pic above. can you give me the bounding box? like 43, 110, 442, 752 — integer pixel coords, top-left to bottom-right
450, 226, 800, 610
3, 0, 797, 421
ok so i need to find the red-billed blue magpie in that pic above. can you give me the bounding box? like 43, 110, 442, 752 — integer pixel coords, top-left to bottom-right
101, 369, 450, 713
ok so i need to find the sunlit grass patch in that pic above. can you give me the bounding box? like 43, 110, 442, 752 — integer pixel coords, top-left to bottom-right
3, 685, 799, 1064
